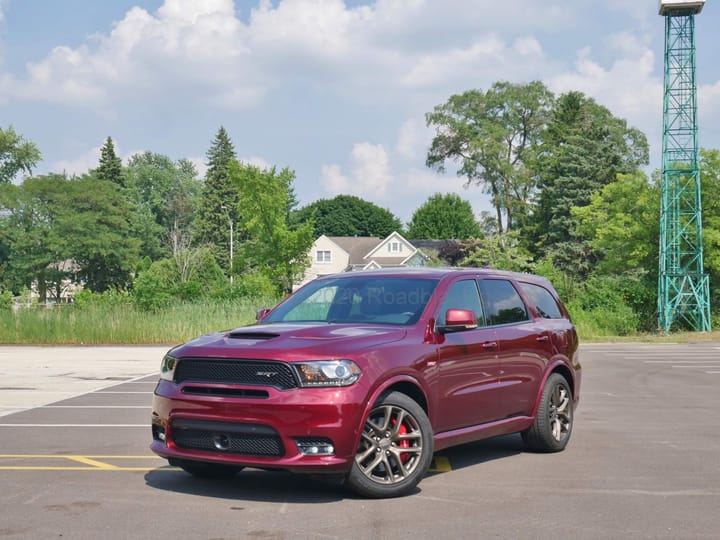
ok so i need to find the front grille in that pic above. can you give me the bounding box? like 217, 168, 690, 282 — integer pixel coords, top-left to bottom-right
171, 419, 284, 457
174, 358, 298, 390
182, 386, 269, 398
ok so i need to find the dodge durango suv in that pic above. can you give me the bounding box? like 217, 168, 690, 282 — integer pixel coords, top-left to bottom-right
151, 268, 581, 498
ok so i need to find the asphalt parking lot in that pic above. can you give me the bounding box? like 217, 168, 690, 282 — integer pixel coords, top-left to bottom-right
1, 343, 720, 540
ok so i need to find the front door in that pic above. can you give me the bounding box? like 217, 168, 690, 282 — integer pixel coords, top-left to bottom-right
436, 279, 504, 432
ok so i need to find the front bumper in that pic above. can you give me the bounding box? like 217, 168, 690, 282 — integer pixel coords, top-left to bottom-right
150, 379, 367, 474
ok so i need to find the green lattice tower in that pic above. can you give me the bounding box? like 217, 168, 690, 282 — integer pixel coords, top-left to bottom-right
658, 1, 711, 332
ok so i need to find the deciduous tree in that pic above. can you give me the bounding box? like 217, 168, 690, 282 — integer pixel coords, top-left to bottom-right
232, 162, 314, 294
406, 193, 481, 239
292, 195, 402, 238
426, 81, 553, 234
0, 125, 41, 184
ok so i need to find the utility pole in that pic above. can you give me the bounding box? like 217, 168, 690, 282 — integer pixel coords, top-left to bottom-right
221, 204, 234, 285
657, 0, 711, 332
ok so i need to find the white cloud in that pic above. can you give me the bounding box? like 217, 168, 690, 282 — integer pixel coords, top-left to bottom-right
0, 0, 574, 110
548, 40, 662, 138
396, 118, 425, 160
50, 140, 143, 177
0, 1, 258, 108
187, 156, 208, 178
50, 145, 102, 176
240, 155, 271, 170
322, 142, 392, 197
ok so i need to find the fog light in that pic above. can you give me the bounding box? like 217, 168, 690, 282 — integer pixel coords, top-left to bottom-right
295, 439, 335, 456
153, 425, 166, 443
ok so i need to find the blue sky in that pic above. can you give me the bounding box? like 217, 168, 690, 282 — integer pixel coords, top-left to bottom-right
1, 0, 719, 223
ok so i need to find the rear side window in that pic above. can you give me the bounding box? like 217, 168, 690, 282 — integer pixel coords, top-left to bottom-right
519, 282, 563, 319
436, 279, 485, 326
478, 279, 529, 326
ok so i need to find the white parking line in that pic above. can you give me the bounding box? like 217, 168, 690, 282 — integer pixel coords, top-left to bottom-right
42, 406, 151, 409
95, 391, 151, 394
645, 360, 720, 364
671, 365, 720, 368
0, 424, 147, 427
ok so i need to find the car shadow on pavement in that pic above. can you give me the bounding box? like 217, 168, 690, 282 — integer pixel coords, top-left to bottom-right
144, 467, 348, 502
145, 434, 522, 502
431, 433, 524, 474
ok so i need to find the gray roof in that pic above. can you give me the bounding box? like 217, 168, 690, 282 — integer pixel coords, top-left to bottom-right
408, 240, 447, 251
328, 236, 382, 265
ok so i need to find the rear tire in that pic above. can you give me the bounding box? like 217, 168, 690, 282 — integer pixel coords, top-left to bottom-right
522, 373, 573, 452
170, 459, 243, 479
346, 391, 433, 498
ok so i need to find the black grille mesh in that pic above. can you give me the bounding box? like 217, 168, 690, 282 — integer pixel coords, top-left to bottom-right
174, 358, 298, 390
171, 420, 284, 457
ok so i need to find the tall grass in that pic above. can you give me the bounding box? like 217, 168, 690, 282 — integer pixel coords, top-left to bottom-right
0, 297, 279, 344
2, 297, 717, 344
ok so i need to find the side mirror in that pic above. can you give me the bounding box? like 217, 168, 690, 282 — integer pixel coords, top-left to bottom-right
256, 308, 271, 322
436, 308, 478, 334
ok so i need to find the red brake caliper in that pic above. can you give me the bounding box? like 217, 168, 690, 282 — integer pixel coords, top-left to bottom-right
392, 417, 410, 463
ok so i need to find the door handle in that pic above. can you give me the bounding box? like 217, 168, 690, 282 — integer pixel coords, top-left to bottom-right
536, 335, 550, 343
482, 341, 498, 350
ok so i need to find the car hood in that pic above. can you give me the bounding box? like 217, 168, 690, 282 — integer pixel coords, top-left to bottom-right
171, 322, 408, 360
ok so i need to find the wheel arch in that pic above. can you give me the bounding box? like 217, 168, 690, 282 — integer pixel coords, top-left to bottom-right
529, 361, 576, 419
353, 375, 430, 449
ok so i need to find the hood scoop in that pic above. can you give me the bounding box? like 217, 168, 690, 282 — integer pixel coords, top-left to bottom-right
228, 331, 280, 340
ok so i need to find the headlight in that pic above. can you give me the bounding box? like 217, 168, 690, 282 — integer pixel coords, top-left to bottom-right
160, 354, 178, 381
292, 360, 361, 387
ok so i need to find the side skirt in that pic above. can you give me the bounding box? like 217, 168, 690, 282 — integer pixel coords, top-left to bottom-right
433, 416, 534, 452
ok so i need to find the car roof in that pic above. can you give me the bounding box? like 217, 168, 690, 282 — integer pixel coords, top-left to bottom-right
314, 267, 553, 286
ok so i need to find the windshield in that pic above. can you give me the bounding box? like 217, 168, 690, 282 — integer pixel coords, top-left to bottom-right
263, 276, 439, 326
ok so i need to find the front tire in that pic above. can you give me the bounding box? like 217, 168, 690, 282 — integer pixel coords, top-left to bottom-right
346, 391, 433, 498
522, 373, 573, 452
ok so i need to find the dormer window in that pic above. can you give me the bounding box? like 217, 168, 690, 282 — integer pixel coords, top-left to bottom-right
316, 250, 331, 263
388, 242, 402, 253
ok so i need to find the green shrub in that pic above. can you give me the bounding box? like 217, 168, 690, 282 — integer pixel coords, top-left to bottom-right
568, 300, 641, 337
74, 288, 133, 308
0, 291, 12, 312
132, 248, 226, 310
212, 271, 279, 301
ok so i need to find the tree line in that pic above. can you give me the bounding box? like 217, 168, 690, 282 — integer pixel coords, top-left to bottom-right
1, 80, 718, 332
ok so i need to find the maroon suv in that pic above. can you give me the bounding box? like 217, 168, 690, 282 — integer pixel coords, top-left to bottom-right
151, 268, 580, 498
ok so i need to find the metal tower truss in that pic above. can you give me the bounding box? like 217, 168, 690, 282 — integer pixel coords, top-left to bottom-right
658, 12, 711, 332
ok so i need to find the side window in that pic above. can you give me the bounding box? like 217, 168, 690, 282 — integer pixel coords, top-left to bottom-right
478, 279, 529, 326
436, 279, 484, 327
519, 282, 563, 319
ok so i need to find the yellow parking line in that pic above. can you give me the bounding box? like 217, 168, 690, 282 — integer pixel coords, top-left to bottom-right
0, 454, 174, 471
0, 466, 181, 471
65, 456, 119, 469
428, 456, 452, 473
0, 454, 454, 473
0, 455, 164, 459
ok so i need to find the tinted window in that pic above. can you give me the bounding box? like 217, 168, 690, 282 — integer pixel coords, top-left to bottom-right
478, 279, 529, 325
519, 282, 563, 319
436, 279, 484, 326
264, 277, 438, 325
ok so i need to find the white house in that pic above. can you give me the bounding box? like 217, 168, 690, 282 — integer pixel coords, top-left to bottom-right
297, 231, 430, 289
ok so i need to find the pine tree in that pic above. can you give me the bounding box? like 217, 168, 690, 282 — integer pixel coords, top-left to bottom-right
193, 127, 239, 273
95, 137, 124, 187
530, 92, 649, 275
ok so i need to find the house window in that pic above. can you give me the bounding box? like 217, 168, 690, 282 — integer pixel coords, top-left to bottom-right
388, 242, 402, 253
316, 250, 332, 263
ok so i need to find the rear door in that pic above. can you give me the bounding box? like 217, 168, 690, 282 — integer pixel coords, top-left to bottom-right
436, 278, 505, 431
477, 278, 549, 419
